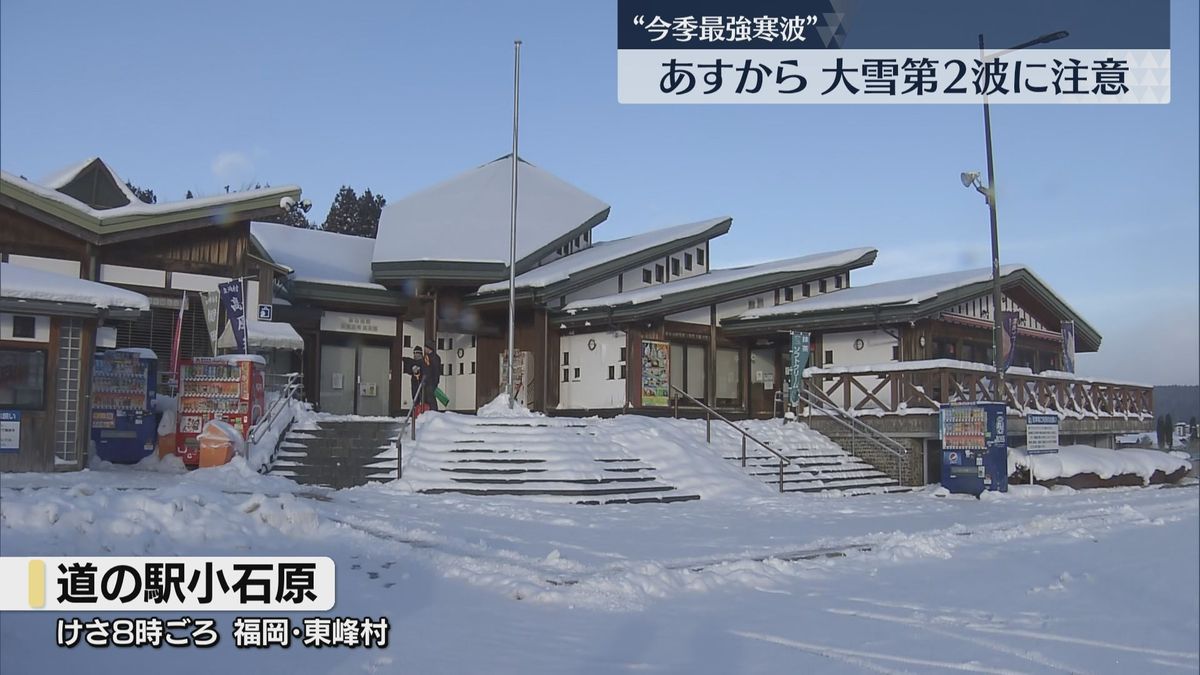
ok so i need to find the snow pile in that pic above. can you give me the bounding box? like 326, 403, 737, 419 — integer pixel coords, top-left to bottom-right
0, 262, 149, 310
1009, 445, 1191, 483
477, 394, 540, 418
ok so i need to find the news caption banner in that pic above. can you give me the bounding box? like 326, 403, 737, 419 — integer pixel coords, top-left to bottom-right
617, 0, 1171, 104
0, 557, 391, 650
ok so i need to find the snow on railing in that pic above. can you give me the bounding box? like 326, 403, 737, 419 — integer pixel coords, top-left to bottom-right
803, 361, 1153, 421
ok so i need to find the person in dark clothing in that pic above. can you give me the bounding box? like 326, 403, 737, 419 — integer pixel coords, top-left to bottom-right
401, 346, 426, 405
422, 341, 442, 411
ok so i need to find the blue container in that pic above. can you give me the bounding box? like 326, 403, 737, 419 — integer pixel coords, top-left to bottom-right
91, 349, 158, 464
939, 402, 1008, 496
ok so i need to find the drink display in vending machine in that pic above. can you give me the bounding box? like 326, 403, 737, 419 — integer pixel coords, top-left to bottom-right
90, 348, 158, 463
175, 354, 265, 467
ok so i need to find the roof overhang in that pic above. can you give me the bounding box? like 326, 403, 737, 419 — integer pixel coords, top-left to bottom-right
0, 174, 300, 245
0, 297, 144, 321
289, 279, 410, 310
371, 259, 509, 286
466, 216, 732, 308
721, 268, 1102, 351
554, 249, 877, 326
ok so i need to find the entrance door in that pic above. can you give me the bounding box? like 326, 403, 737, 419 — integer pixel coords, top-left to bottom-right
356, 345, 391, 417
319, 344, 356, 414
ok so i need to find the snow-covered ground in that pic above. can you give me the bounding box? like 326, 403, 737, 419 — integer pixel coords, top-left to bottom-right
2, 455, 1197, 674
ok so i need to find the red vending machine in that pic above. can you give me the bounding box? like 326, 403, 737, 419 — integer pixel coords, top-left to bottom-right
175, 355, 265, 466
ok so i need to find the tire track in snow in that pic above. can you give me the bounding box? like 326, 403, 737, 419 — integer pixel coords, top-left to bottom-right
826, 607, 1089, 674
961, 624, 1199, 661
731, 630, 1028, 674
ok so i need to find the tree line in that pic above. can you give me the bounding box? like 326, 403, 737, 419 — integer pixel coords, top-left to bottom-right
125, 180, 386, 238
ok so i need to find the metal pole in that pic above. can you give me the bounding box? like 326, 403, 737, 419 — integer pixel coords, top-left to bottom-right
506, 40, 522, 409
980, 33, 1005, 406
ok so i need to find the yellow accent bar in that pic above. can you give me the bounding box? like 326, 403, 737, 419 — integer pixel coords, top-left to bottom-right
28, 559, 46, 608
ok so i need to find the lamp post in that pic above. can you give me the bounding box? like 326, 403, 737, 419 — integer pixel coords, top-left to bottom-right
506, 40, 522, 409
963, 30, 1068, 404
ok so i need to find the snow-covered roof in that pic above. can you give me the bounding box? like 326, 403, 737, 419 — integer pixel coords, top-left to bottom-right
372, 156, 610, 266
476, 217, 730, 295
250, 222, 383, 289
41, 156, 142, 207
737, 265, 1029, 320
562, 247, 876, 312
217, 318, 304, 351
0, 262, 150, 311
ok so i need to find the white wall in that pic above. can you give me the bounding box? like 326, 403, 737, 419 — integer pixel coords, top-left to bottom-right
435, 332, 477, 411
666, 274, 847, 326
558, 331, 627, 409
820, 329, 899, 410
6, 254, 80, 277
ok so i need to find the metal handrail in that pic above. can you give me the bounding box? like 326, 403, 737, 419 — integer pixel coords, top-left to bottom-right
669, 385, 791, 492
248, 372, 302, 447
397, 380, 426, 479
796, 385, 909, 484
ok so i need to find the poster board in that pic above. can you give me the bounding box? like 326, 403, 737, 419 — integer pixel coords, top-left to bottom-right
641, 340, 670, 407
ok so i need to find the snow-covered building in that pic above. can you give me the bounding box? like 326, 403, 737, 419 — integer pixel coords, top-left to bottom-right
0, 262, 149, 471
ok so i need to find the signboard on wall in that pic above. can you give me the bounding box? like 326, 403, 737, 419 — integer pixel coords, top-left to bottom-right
788, 331, 810, 406
641, 340, 670, 407
320, 311, 398, 337
0, 411, 20, 452
1026, 414, 1060, 455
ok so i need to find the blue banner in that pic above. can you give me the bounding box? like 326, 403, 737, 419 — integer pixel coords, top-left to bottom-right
218, 280, 248, 354
788, 331, 810, 406
1001, 312, 1019, 372
1061, 320, 1076, 373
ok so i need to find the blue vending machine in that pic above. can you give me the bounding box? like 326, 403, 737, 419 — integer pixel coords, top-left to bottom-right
91, 348, 158, 463
939, 402, 1008, 496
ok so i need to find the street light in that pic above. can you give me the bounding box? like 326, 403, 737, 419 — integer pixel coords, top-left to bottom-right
963, 29, 1068, 406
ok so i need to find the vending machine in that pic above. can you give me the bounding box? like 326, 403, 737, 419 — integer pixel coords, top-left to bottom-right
939, 402, 1008, 496
175, 355, 265, 466
90, 348, 158, 463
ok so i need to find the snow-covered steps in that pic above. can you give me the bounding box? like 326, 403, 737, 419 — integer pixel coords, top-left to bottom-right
268, 420, 401, 489
401, 413, 701, 504
705, 420, 908, 496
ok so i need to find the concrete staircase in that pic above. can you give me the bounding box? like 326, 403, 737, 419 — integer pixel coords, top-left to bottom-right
269, 420, 400, 489
401, 415, 701, 504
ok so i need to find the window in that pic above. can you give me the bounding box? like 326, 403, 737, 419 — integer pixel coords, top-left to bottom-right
620, 364, 627, 380
0, 349, 46, 409
655, 264, 664, 282
819, 279, 828, 293
608, 365, 615, 380
756, 298, 764, 308
563, 352, 570, 366
671, 258, 680, 276
802, 283, 811, 297
54, 319, 83, 463
824, 349, 834, 364
11, 315, 36, 339
835, 275, 843, 289
784, 287, 794, 302
684, 253, 693, 270
573, 367, 581, 381
437, 338, 446, 350
748, 300, 755, 310
459, 363, 464, 375
447, 337, 454, 350
562, 368, 570, 383
471, 336, 477, 348
642, 269, 652, 284
471, 361, 476, 374
620, 347, 627, 362
403, 335, 411, 348
892, 345, 900, 360
696, 248, 705, 266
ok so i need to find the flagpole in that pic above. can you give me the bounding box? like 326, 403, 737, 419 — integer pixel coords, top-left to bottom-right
506, 39, 521, 408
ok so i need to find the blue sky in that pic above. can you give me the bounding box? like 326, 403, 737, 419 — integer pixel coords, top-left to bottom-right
2, 1, 1196, 384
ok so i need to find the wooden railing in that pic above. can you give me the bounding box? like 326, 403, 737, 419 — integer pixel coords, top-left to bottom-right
804, 361, 1153, 419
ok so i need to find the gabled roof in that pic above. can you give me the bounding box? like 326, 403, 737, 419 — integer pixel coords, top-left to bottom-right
372, 156, 610, 283
41, 157, 141, 210
557, 247, 878, 323
470, 216, 731, 303
0, 262, 148, 318
0, 158, 300, 244
722, 265, 1102, 351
